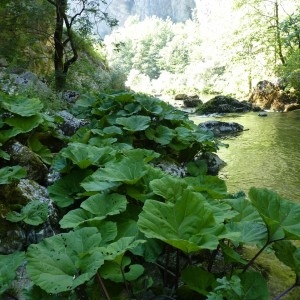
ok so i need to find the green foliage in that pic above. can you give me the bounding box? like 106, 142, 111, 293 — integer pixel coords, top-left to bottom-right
0, 0, 54, 70
1, 91, 300, 299
0, 166, 26, 184
277, 49, 300, 94
5, 200, 48, 226
26, 227, 105, 294
0, 252, 25, 294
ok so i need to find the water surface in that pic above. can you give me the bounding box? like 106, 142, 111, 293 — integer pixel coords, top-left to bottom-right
191, 111, 300, 201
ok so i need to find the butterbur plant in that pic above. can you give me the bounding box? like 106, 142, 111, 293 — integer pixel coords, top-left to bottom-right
1, 91, 300, 299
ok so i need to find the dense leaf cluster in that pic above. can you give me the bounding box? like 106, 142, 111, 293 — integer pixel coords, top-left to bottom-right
0, 91, 300, 299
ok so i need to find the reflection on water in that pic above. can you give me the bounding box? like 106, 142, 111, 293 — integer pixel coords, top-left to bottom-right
191, 111, 300, 202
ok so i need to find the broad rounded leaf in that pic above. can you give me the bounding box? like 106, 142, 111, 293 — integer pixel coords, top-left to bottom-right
48, 170, 91, 207
0, 166, 26, 185
116, 115, 151, 131
3, 97, 43, 116
249, 187, 300, 240
225, 221, 267, 245
99, 256, 144, 282
273, 240, 300, 277
181, 266, 215, 295
60, 142, 112, 168
81, 193, 127, 216
150, 176, 188, 202
6, 200, 48, 226
240, 272, 269, 299
137, 96, 163, 115
0, 252, 25, 294
4, 115, 43, 132
138, 190, 220, 253
26, 227, 104, 294
145, 125, 175, 145
59, 208, 94, 229
85, 155, 148, 184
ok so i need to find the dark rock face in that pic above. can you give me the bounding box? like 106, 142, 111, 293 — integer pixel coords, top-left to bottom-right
249, 80, 299, 112
174, 93, 188, 100
5, 141, 48, 184
56, 110, 87, 136
199, 121, 244, 136
183, 95, 203, 108
196, 95, 252, 114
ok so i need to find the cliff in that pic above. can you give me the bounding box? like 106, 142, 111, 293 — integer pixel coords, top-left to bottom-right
99, 0, 196, 36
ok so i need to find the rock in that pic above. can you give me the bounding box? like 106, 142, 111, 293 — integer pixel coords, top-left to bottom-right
174, 93, 188, 100
258, 112, 268, 117
183, 97, 203, 108
0, 57, 9, 67
199, 121, 244, 136
0, 70, 51, 96
200, 152, 226, 176
0, 221, 26, 254
154, 161, 186, 177
0, 179, 58, 254
196, 95, 252, 114
5, 141, 48, 184
60, 90, 80, 103
56, 110, 88, 136
283, 103, 300, 112
249, 80, 299, 112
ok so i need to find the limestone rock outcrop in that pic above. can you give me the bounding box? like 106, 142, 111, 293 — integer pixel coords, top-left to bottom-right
249, 80, 299, 112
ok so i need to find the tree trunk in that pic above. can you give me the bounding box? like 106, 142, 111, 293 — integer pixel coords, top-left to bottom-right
274, 0, 285, 65
53, 0, 67, 90
48, 0, 79, 91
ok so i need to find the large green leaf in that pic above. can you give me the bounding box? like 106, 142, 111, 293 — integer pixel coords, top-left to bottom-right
137, 96, 163, 115
239, 272, 269, 299
225, 222, 267, 245
249, 187, 300, 241
48, 170, 91, 207
26, 227, 104, 294
28, 134, 53, 165
3, 97, 43, 116
115, 115, 151, 131
59, 142, 112, 169
4, 114, 43, 132
0, 128, 23, 143
99, 256, 144, 282
81, 193, 127, 215
5, 200, 48, 226
98, 236, 145, 261
0, 166, 26, 184
0, 252, 25, 294
83, 155, 148, 185
149, 176, 189, 202
225, 197, 264, 223
208, 272, 269, 300
81, 176, 121, 192
273, 240, 300, 277
185, 175, 228, 199
145, 125, 175, 145
60, 193, 127, 229
138, 190, 220, 253
181, 266, 215, 295
59, 208, 95, 229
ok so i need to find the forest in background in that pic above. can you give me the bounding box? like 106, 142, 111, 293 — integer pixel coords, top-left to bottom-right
0, 0, 300, 99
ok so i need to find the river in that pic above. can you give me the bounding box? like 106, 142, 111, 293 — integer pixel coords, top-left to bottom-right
190, 110, 300, 202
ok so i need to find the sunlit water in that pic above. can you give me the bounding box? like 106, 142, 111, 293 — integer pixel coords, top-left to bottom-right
190, 111, 300, 202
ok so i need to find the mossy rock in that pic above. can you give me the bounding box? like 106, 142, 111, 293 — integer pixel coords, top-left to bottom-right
196, 95, 252, 114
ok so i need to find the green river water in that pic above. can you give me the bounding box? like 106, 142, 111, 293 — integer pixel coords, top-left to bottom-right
190, 110, 300, 202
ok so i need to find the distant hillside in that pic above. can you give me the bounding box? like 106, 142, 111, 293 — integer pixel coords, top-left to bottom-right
98, 0, 196, 37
